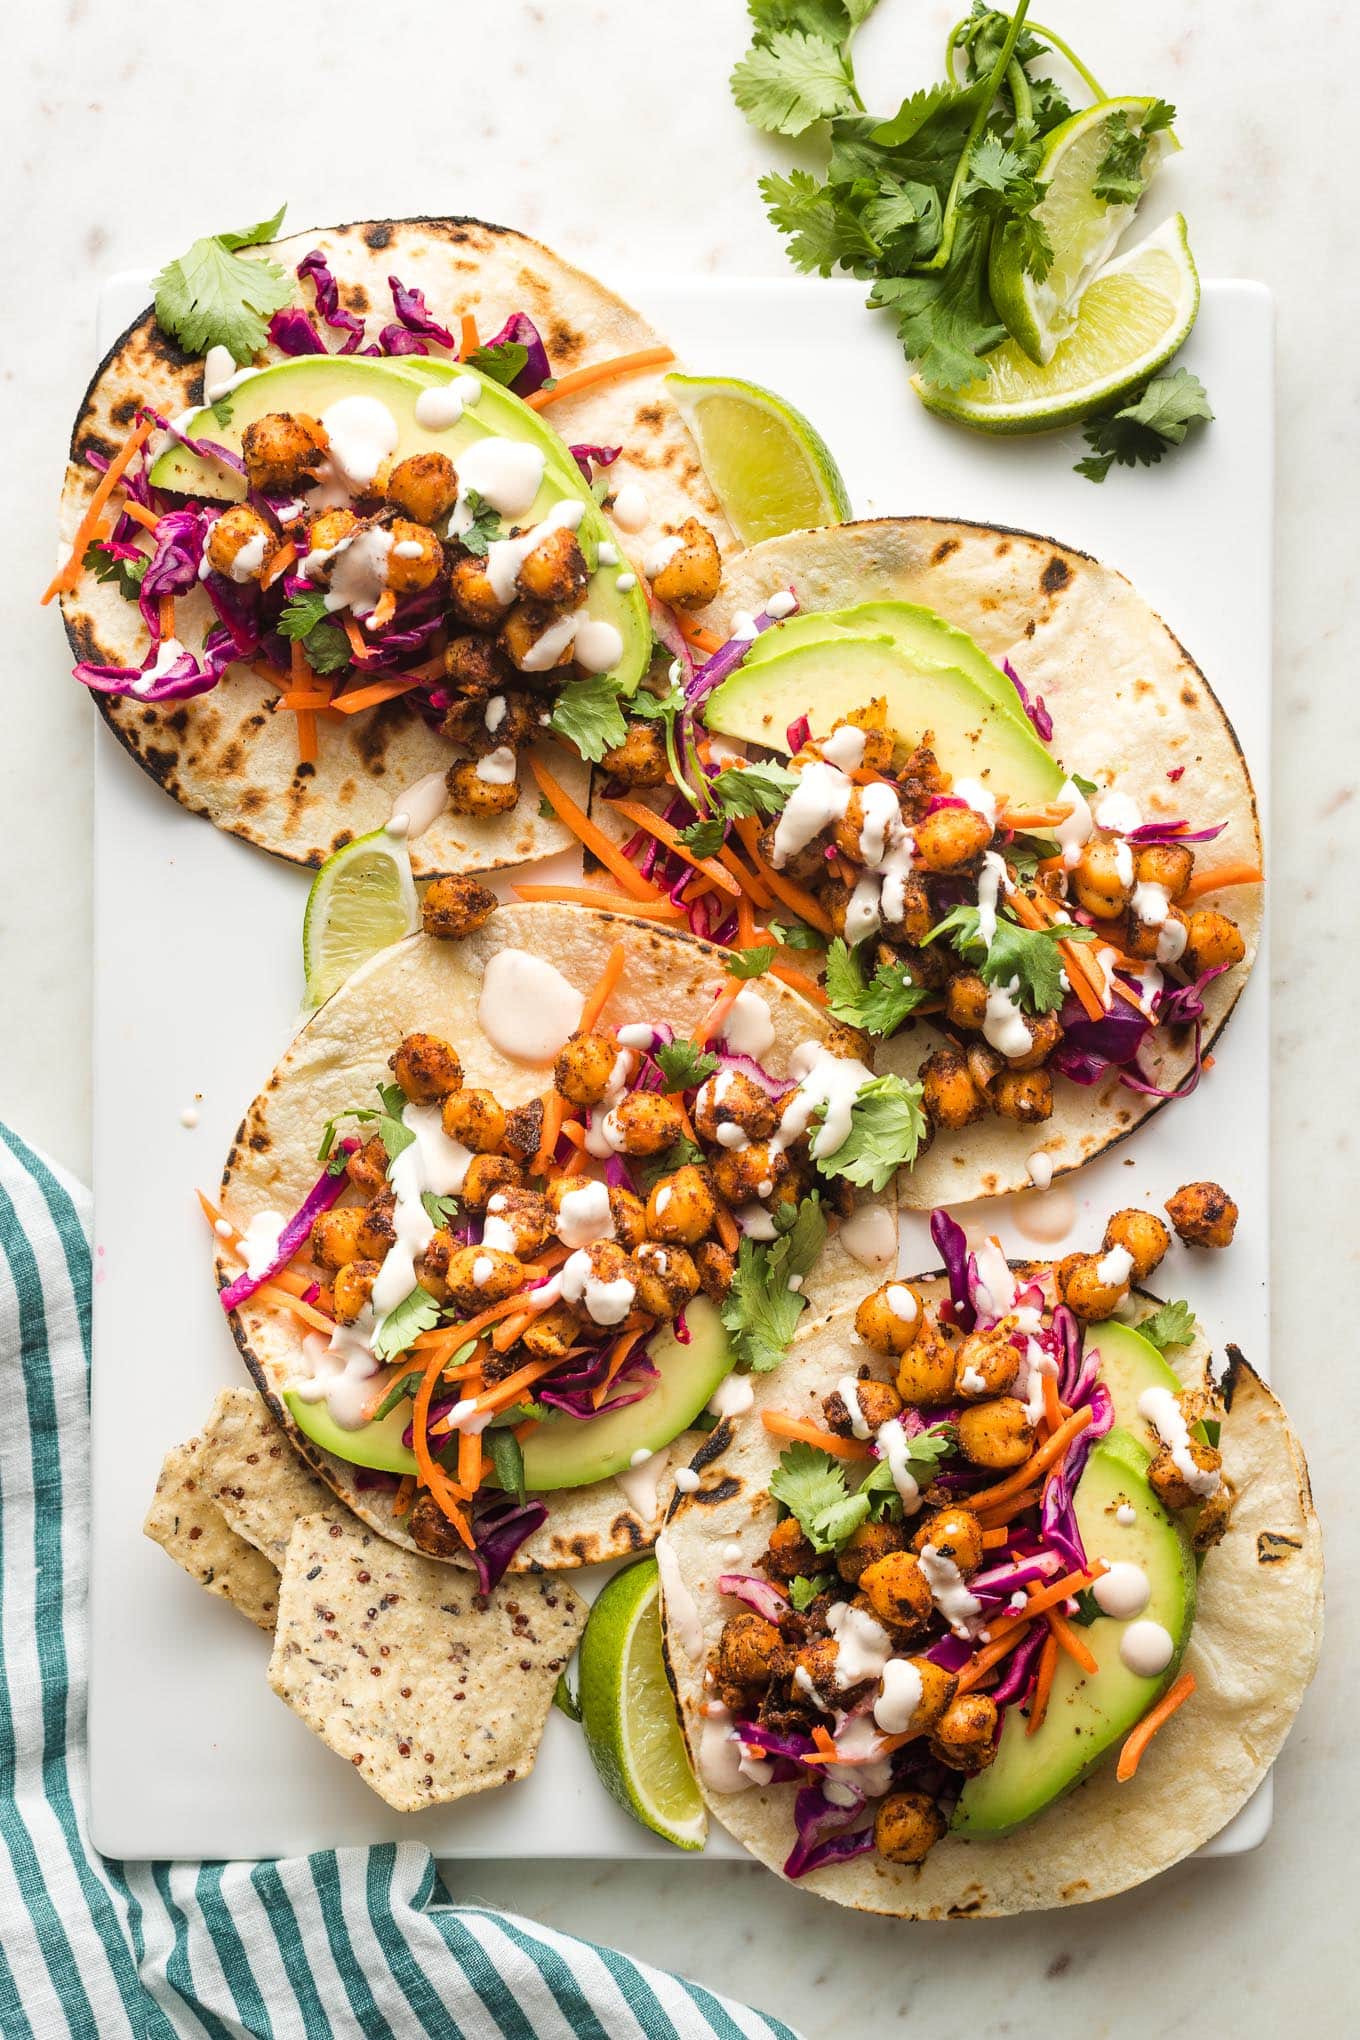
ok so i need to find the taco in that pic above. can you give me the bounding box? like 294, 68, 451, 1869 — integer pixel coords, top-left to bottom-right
658, 1204, 1320, 1914
211, 902, 901, 1581
50, 213, 732, 876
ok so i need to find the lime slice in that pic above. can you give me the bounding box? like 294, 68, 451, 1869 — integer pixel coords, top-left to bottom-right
578, 1557, 706, 1850
665, 373, 851, 543
918, 214, 1199, 435
990, 97, 1178, 364
302, 828, 419, 1009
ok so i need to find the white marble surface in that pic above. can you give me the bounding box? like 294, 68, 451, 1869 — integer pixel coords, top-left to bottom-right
1, 2, 1352, 2032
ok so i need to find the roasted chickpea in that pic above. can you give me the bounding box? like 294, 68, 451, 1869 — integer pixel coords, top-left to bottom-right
554, 1033, 622, 1109
824, 1374, 902, 1437
421, 874, 498, 940
445, 1245, 525, 1312
891, 872, 935, 946
1001, 1011, 1062, 1072
874, 1791, 947, 1866
309, 508, 360, 553
355, 1193, 396, 1262
1125, 903, 1188, 962
762, 1515, 818, 1584
1165, 1180, 1239, 1249
895, 1315, 959, 1406
836, 1517, 906, 1586
1148, 1435, 1223, 1512
345, 1135, 388, 1199
694, 1239, 736, 1300
646, 1165, 718, 1246
632, 1241, 701, 1318
834, 783, 906, 864
441, 632, 505, 695
792, 1636, 845, 1711
1055, 1250, 1131, 1321
839, 707, 896, 777
911, 806, 994, 873
1134, 842, 1195, 900
503, 1098, 544, 1161
461, 1155, 523, 1212
384, 451, 459, 526
758, 816, 829, 888
911, 1508, 984, 1577
956, 1397, 1034, 1470
1183, 909, 1247, 975
516, 525, 589, 606
930, 1693, 998, 1774
499, 599, 574, 672
945, 972, 989, 1031
990, 1068, 1054, 1124
608, 1186, 649, 1251
562, 1239, 640, 1319
332, 1259, 380, 1325
598, 720, 669, 789
692, 1071, 778, 1146
1071, 839, 1135, 920
310, 1206, 366, 1271
447, 553, 511, 629
440, 1089, 506, 1153
708, 1141, 789, 1207
855, 1282, 922, 1357
483, 1187, 552, 1258
1103, 1208, 1171, 1281
384, 518, 443, 595
446, 757, 520, 817
715, 1612, 782, 1693
954, 1325, 1021, 1400
824, 1020, 874, 1063
858, 1553, 933, 1635
901, 1656, 958, 1735
205, 504, 277, 584
406, 1490, 470, 1559
605, 1092, 686, 1158
920, 1046, 987, 1131
389, 1031, 463, 1104
649, 518, 722, 610
520, 1301, 583, 1361
241, 411, 327, 493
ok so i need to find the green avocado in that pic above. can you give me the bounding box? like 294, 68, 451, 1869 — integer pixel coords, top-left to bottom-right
148, 353, 650, 691
952, 1429, 1196, 1836
283, 1296, 733, 1492
736, 602, 1034, 731
704, 632, 1063, 808
1082, 1317, 1183, 1448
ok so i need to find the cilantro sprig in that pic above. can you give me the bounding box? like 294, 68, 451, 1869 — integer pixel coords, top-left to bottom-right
824, 938, 932, 1037
654, 1041, 719, 1092
83, 540, 148, 602
152, 206, 292, 364
813, 1073, 927, 1190
456, 489, 506, 559
1075, 369, 1215, 484
721, 1195, 828, 1374
925, 901, 1096, 1015
1136, 1299, 1198, 1353
770, 1422, 953, 1550
372, 1284, 442, 1362
549, 675, 629, 763
277, 590, 352, 677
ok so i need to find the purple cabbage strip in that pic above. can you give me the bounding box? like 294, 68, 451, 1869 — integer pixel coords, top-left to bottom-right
991, 1620, 1051, 1709
297, 250, 366, 354
536, 1339, 659, 1420
353, 1468, 400, 1493
377, 327, 430, 357
1125, 819, 1227, 846
219, 1139, 359, 1312
470, 1495, 549, 1594
930, 1209, 976, 1332
137, 508, 209, 637
683, 600, 797, 714
734, 1721, 818, 1765
201, 569, 264, 658
268, 307, 326, 356
924, 1633, 973, 1673
1001, 658, 1053, 742
569, 442, 622, 481
74, 635, 227, 703
786, 714, 811, 753
1040, 1383, 1113, 1572
141, 406, 247, 478
480, 312, 553, 395
712, 1050, 795, 1101
1157, 961, 1230, 1031
1051, 1305, 1083, 1404
673, 1308, 692, 1346
924, 793, 968, 814
389, 274, 456, 349
716, 1573, 789, 1625
784, 1783, 875, 1880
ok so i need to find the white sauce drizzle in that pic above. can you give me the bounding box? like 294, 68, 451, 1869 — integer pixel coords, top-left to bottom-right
319, 396, 399, 489
478, 950, 584, 1063
1093, 1561, 1151, 1620
874, 1658, 924, 1736
1138, 1386, 1222, 1496
1119, 1620, 1175, 1678
838, 1205, 898, 1271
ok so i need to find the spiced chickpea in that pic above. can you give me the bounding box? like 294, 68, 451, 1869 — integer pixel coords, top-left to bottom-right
855, 1281, 923, 1357
694, 1240, 735, 1301
440, 1089, 506, 1153
444, 1246, 525, 1313
954, 1324, 1021, 1399
649, 518, 722, 610
912, 806, 994, 872
446, 759, 520, 817
692, 1071, 778, 1145
708, 1141, 789, 1208
823, 1375, 902, 1437
836, 1517, 907, 1586
608, 1186, 649, 1251
310, 1206, 367, 1272
911, 1508, 984, 1576
384, 518, 443, 595
346, 1136, 388, 1199
645, 1166, 717, 1246
447, 553, 511, 629
632, 1241, 701, 1318
945, 972, 989, 1031
605, 1092, 686, 1157
1148, 1437, 1223, 1513
309, 508, 360, 553
1165, 1180, 1239, 1249
956, 1397, 1034, 1469
1071, 839, 1135, 920
355, 1194, 396, 1261
553, 1033, 621, 1109
991, 1067, 1054, 1123
384, 451, 459, 525
461, 1155, 523, 1212
858, 1552, 934, 1634
1134, 842, 1194, 900
390, 1031, 463, 1104
1103, 1208, 1171, 1281
421, 874, 498, 940
920, 1047, 987, 1130
895, 1315, 959, 1406
483, 1187, 552, 1258
1125, 904, 1188, 961
1002, 1011, 1062, 1072
516, 525, 589, 606
930, 1693, 999, 1774
499, 599, 574, 672
520, 1302, 583, 1362
204, 504, 277, 584
332, 1259, 380, 1325
598, 722, 669, 789
240, 411, 327, 493
1056, 1250, 1131, 1321
1183, 909, 1247, 975
874, 1791, 947, 1865
715, 1612, 782, 1692
762, 1515, 818, 1584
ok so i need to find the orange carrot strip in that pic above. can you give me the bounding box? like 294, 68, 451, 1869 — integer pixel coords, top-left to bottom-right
535, 1091, 566, 1177
340, 613, 368, 660
530, 759, 664, 901
975, 1488, 1041, 1530
607, 801, 742, 899
198, 1193, 320, 1300
43, 413, 156, 602
592, 1322, 657, 1407
956, 1627, 1034, 1693
981, 1527, 1010, 1550
262, 540, 296, 588
732, 819, 836, 936
467, 1355, 568, 1417
1041, 1371, 1063, 1434
254, 1284, 337, 1335
411, 1346, 475, 1551
1008, 889, 1105, 1023
720, 845, 773, 908
712, 1203, 740, 1256
694, 980, 742, 1047
457, 1365, 484, 1492
331, 675, 425, 715
1026, 1632, 1060, 1736
116, 499, 161, 534
1046, 1607, 1099, 1675
459, 313, 480, 361
392, 1475, 416, 1519
157, 595, 176, 639
769, 964, 828, 1008
511, 884, 686, 920
1179, 863, 1263, 905
997, 803, 1074, 830
735, 894, 756, 948
524, 346, 674, 411
1021, 1560, 1107, 1625
965, 1407, 1094, 1515
578, 941, 628, 1033
277, 690, 334, 711
410, 1295, 533, 1350
759, 1412, 873, 1461
1116, 1672, 1197, 1780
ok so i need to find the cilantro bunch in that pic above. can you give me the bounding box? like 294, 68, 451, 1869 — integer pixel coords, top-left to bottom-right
769, 1424, 954, 1552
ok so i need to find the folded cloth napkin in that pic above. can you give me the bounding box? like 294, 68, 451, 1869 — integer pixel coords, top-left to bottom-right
0, 1125, 800, 2040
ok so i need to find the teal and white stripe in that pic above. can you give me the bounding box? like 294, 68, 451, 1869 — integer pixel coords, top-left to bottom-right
0, 1125, 800, 2040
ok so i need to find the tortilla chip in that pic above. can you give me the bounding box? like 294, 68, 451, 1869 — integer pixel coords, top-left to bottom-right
143, 1434, 280, 1630
267, 1513, 588, 1811
199, 1385, 335, 1564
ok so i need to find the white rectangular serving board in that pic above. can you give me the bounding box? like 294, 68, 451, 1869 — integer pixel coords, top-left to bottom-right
88, 274, 1272, 1862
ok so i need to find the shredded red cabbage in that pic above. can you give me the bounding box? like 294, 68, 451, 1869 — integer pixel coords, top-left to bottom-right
267, 307, 326, 356
142, 406, 247, 478
377, 327, 430, 357
1167, 765, 1186, 782
201, 569, 265, 658
387, 275, 455, 349
481, 312, 552, 395
569, 443, 622, 481
712, 1050, 795, 1100
74, 633, 232, 703
1051, 1305, 1083, 1404
219, 1139, 359, 1312
297, 250, 366, 354
786, 714, 811, 753
137, 508, 209, 637
991, 1619, 1051, 1709
1001, 658, 1053, 742
733, 1721, 817, 1765
924, 1633, 973, 1672
470, 1495, 549, 1593
536, 1339, 658, 1420
1124, 819, 1226, 845
716, 1573, 789, 1625
930, 1209, 975, 1332
352, 1467, 400, 1493
784, 1783, 875, 1879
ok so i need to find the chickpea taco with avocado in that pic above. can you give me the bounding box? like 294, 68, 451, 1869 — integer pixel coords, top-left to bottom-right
48, 208, 732, 877
208, 901, 904, 1581
657, 1199, 1320, 1914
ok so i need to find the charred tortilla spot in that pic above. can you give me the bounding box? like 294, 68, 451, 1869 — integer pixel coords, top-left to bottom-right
363, 223, 393, 251
239, 788, 265, 815
216, 742, 245, 776
1257, 1532, 1302, 1564
143, 747, 180, 787
295, 760, 317, 780
932, 538, 960, 564
1181, 685, 1198, 707
248, 1131, 269, 1152
690, 1474, 740, 1507
1041, 555, 1071, 594
609, 1513, 648, 1548
348, 285, 370, 313
166, 709, 190, 735
111, 396, 139, 428
1024, 618, 1036, 637
995, 538, 1011, 556
548, 318, 582, 361
1221, 1344, 1245, 1408
637, 403, 664, 428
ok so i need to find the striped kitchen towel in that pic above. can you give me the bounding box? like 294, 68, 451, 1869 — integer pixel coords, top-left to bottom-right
0, 1123, 799, 2040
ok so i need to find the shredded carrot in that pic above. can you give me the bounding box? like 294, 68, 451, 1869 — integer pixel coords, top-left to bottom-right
1041, 1371, 1063, 1434
369, 589, 397, 631
197, 1192, 320, 1302
962, 1630, 1038, 1693
411, 1294, 537, 1350
1009, 888, 1105, 1023
694, 980, 742, 1047
719, 844, 773, 908
466, 1354, 568, 1418
277, 690, 335, 711
1046, 1607, 1098, 1676
731, 819, 836, 936
1117, 1671, 1197, 1780
1179, 862, 1263, 905
392, 1476, 416, 1519
769, 964, 828, 1008
1026, 1632, 1060, 1736
998, 803, 1074, 830
530, 758, 665, 901
736, 894, 756, 947
592, 1323, 655, 1407
1020, 1560, 1107, 1625
965, 1406, 1094, 1516
535, 1092, 566, 1177
254, 1283, 337, 1335
524, 345, 674, 411
331, 673, 426, 715
713, 1202, 740, 1256
459, 312, 480, 361
981, 1527, 1010, 1550
759, 1411, 873, 1461
579, 941, 628, 1033
117, 499, 161, 535
43, 412, 157, 602
156, 595, 175, 644
262, 540, 296, 588
975, 1487, 1041, 1530
410, 1341, 475, 1551
607, 800, 742, 899
673, 613, 723, 656
512, 884, 686, 920
457, 1363, 484, 1493
340, 613, 369, 661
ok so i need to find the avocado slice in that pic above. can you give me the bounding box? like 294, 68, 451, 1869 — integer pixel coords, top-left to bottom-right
283, 1296, 733, 1492
148, 354, 650, 691
952, 1429, 1196, 1836
1083, 1318, 1183, 1451
705, 635, 1063, 808
736, 603, 1034, 732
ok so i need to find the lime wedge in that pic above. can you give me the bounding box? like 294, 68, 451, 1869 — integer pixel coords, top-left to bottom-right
990, 96, 1178, 364
665, 372, 851, 543
302, 828, 419, 1009
918, 214, 1199, 435
578, 1557, 706, 1850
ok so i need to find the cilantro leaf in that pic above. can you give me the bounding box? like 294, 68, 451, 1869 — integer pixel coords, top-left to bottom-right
637, 1134, 705, 1194
372, 1285, 442, 1362
465, 339, 530, 387
1070, 1586, 1102, 1627
726, 946, 777, 981
814, 1073, 926, 1190
552, 1670, 582, 1721
856, 1421, 953, 1516
152, 206, 292, 364
277, 591, 331, 640
486, 1426, 527, 1504
549, 676, 629, 764
767, 918, 825, 952
731, 28, 859, 137
961, 132, 1053, 282
1137, 1299, 1198, 1353
654, 1041, 719, 1092
769, 1444, 862, 1552
710, 760, 800, 820
677, 817, 727, 858
788, 1571, 834, 1610
925, 905, 1095, 1014
721, 1195, 828, 1373
276, 590, 352, 676
1075, 368, 1214, 483
456, 489, 505, 558
82, 540, 147, 601
1071, 772, 1099, 797
870, 211, 1007, 391
760, 168, 881, 278
824, 938, 932, 1036
421, 1192, 461, 1229
371, 1367, 423, 1420
1092, 101, 1176, 205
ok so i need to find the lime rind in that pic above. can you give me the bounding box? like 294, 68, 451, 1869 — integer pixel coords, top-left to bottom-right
665, 372, 851, 544
578, 1557, 707, 1850
301, 827, 419, 1010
